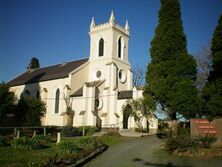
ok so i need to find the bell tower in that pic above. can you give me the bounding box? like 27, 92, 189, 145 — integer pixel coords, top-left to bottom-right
88, 11, 132, 91
89, 11, 130, 63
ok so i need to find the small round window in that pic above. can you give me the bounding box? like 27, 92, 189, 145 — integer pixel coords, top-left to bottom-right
96, 71, 102, 79
118, 70, 126, 83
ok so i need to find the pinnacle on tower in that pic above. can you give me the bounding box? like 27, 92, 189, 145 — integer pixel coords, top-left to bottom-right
125, 20, 129, 30
125, 20, 130, 35
90, 17, 95, 27
109, 10, 115, 23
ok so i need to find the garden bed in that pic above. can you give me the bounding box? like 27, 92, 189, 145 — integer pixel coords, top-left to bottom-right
0, 134, 124, 167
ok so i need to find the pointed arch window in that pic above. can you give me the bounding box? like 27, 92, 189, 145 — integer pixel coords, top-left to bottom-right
55, 89, 60, 114
118, 37, 122, 58
98, 38, 104, 57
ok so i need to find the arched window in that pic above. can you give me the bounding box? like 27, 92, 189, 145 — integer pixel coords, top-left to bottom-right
98, 38, 104, 57
118, 37, 122, 58
55, 89, 60, 114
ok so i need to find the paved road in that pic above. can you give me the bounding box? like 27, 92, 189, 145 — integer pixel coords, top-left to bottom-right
84, 136, 222, 167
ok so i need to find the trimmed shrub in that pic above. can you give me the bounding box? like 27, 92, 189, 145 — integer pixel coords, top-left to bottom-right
56, 140, 79, 154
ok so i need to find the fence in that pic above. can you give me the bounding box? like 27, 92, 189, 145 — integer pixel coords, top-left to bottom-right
0, 126, 102, 138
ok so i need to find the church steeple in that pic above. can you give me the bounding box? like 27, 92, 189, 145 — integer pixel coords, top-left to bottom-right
109, 10, 115, 24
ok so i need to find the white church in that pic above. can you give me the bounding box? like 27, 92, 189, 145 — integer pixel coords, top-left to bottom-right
8, 12, 158, 133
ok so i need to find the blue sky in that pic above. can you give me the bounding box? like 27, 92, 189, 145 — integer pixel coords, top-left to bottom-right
0, 0, 221, 82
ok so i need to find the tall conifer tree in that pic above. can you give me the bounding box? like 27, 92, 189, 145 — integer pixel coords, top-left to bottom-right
202, 14, 222, 119
144, 0, 198, 120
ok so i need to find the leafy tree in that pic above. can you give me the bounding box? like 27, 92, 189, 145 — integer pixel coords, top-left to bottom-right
202, 14, 222, 120
16, 97, 46, 126
144, 0, 198, 121
27, 57, 40, 69
0, 82, 16, 118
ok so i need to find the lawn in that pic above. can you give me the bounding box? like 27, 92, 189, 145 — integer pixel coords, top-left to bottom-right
0, 145, 55, 167
0, 136, 124, 167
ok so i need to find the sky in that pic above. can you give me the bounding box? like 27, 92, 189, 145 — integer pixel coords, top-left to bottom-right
0, 0, 221, 82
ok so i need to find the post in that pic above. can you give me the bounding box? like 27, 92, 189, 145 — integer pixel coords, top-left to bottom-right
43, 127, 46, 135
57, 132, 61, 143
14, 128, 17, 139
16, 131, 20, 139
82, 127, 85, 136
33, 131, 37, 138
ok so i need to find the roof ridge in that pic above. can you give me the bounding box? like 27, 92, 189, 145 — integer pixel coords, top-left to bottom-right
34, 57, 89, 71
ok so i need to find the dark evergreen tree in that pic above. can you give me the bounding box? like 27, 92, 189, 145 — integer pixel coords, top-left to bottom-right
27, 57, 40, 69
0, 82, 16, 118
144, 0, 198, 120
16, 97, 46, 126
202, 14, 222, 120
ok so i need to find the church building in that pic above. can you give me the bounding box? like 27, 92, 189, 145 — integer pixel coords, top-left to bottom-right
8, 12, 158, 133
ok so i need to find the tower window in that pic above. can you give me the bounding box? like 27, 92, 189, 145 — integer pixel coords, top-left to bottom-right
98, 38, 104, 57
118, 37, 122, 58
55, 89, 60, 114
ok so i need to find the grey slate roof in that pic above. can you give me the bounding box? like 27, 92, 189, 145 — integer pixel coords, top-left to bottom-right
8, 58, 88, 86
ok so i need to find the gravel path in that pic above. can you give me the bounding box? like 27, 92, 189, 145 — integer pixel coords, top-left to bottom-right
84, 136, 222, 167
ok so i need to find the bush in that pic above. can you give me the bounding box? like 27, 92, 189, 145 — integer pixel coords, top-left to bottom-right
56, 140, 79, 154
56, 137, 101, 154
32, 134, 51, 146
12, 135, 52, 150
16, 97, 46, 126
165, 128, 198, 153
165, 128, 217, 153
61, 127, 82, 137
76, 136, 99, 150
12, 137, 40, 150
0, 135, 7, 146
82, 126, 99, 136
198, 135, 217, 148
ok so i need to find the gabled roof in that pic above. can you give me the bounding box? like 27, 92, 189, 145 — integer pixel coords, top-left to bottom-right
8, 58, 89, 86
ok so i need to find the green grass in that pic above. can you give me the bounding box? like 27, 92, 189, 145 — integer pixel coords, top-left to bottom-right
0, 145, 56, 167
98, 136, 126, 146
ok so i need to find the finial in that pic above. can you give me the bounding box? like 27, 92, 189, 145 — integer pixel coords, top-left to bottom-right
90, 17, 95, 27
125, 20, 130, 35
125, 20, 129, 30
109, 10, 115, 23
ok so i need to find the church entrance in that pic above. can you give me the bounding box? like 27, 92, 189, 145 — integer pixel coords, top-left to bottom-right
123, 104, 132, 129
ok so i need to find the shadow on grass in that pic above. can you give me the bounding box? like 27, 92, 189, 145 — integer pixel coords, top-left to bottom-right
133, 158, 192, 167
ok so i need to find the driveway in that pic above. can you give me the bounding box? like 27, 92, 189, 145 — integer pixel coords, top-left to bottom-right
84, 136, 222, 167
